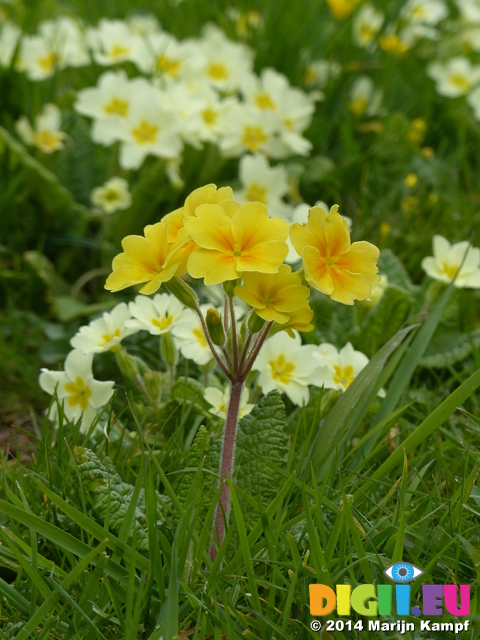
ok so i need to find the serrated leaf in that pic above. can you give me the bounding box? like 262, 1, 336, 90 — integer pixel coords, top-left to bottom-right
377, 249, 416, 293
234, 391, 288, 531
177, 425, 214, 511
74, 447, 170, 551
420, 329, 480, 368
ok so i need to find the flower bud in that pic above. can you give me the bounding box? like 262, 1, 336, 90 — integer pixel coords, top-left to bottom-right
223, 279, 237, 298
206, 308, 226, 347
115, 346, 142, 379
144, 370, 163, 402
161, 332, 178, 368
247, 311, 266, 334
164, 276, 198, 309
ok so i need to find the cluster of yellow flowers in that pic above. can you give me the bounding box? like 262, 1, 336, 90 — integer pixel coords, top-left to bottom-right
105, 184, 380, 334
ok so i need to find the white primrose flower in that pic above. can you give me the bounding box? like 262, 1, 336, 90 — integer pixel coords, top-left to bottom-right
91, 177, 132, 214
187, 85, 238, 145
0, 21, 21, 67
15, 103, 66, 154
86, 19, 150, 71
348, 76, 383, 117
303, 59, 341, 88
311, 342, 370, 392
18, 17, 88, 80
204, 386, 254, 418
127, 293, 186, 335
421, 235, 480, 288
144, 32, 204, 82
234, 154, 292, 220
400, 0, 448, 26
171, 304, 213, 366
218, 103, 279, 158
427, 57, 480, 97
353, 4, 384, 48
198, 24, 255, 92
127, 14, 162, 37
252, 331, 320, 406
70, 302, 138, 354
75, 71, 151, 146
455, 0, 480, 22
115, 84, 183, 170
39, 350, 115, 433
240, 68, 319, 157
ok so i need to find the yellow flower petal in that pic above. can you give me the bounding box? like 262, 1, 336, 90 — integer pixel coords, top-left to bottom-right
184, 205, 235, 252
187, 249, 240, 284
231, 203, 288, 250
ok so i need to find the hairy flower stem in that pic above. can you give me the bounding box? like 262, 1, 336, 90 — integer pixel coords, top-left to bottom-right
210, 379, 244, 561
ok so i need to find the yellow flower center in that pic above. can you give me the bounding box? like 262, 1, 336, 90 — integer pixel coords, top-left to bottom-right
202, 107, 218, 125
99, 328, 121, 347
411, 5, 427, 18
255, 92, 276, 110
38, 52, 57, 72
449, 73, 472, 92
284, 117, 294, 131
104, 97, 129, 117
245, 182, 268, 204
207, 62, 229, 81
241, 125, 268, 151
151, 315, 174, 331
441, 262, 459, 279
33, 130, 62, 153
379, 34, 410, 56
269, 354, 295, 384
304, 66, 318, 86
192, 328, 207, 347
349, 97, 368, 116
158, 54, 181, 77
64, 377, 93, 410
333, 365, 355, 389
359, 23, 377, 43
131, 120, 159, 145
110, 44, 131, 60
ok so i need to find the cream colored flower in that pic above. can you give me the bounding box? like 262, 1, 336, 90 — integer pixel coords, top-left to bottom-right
91, 177, 132, 214
353, 4, 384, 48
205, 386, 254, 418
311, 342, 370, 392
421, 235, 480, 287
234, 154, 292, 220
171, 305, 213, 366
15, 103, 66, 154
252, 331, 320, 405
70, 303, 137, 353
127, 294, 186, 335
348, 76, 382, 117
427, 57, 480, 97
39, 350, 115, 433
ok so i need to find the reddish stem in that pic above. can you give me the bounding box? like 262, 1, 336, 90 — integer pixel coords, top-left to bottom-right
209, 379, 244, 561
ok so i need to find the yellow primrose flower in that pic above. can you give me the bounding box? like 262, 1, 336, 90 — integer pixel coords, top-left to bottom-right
281, 305, 314, 335
290, 205, 380, 305
105, 221, 187, 295
185, 201, 289, 285
234, 265, 311, 324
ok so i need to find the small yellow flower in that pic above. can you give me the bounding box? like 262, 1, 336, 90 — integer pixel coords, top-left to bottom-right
326, 0, 361, 19
105, 221, 187, 295
408, 118, 426, 145
185, 201, 289, 285
290, 205, 380, 305
404, 173, 418, 188
234, 265, 311, 324
379, 34, 411, 56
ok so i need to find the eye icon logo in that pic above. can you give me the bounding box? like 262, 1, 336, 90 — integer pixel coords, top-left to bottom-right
384, 562, 424, 583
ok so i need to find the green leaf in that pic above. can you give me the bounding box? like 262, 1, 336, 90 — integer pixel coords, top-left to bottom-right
377, 248, 416, 293
74, 447, 169, 551
419, 328, 480, 368
234, 391, 288, 531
